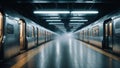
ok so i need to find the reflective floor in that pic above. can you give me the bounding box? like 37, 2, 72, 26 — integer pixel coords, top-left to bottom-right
1, 37, 120, 68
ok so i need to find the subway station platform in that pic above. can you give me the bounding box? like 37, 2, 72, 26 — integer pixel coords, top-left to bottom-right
0, 37, 120, 68
1, 1, 120, 68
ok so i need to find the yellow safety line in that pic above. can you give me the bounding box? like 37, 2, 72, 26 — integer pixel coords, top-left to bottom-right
11, 45, 45, 68
81, 41, 120, 62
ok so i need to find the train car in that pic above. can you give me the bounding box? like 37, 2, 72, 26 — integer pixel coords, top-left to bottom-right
0, 11, 21, 60
88, 23, 103, 48
112, 17, 120, 54
74, 9, 120, 55
0, 8, 57, 61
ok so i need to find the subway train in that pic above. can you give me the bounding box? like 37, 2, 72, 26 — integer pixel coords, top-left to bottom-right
0, 8, 57, 61
74, 9, 120, 55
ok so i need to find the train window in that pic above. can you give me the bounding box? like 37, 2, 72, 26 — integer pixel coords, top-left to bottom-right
82, 30, 84, 35
26, 25, 30, 37
84, 30, 85, 36
32, 26, 35, 37
84, 30, 87, 37
89, 29, 91, 36
83, 31, 85, 36
92, 26, 99, 36
7, 23, 14, 34
105, 24, 108, 36
109, 22, 112, 36
80, 32, 81, 36
115, 20, 120, 29
87, 29, 89, 36
114, 19, 120, 37
40, 30, 41, 37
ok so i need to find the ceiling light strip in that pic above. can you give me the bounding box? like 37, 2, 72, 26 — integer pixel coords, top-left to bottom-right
49, 23, 64, 25
71, 11, 99, 14
50, 17, 59, 19
34, 10, 98, 14
46, 20, 61, 21
70, 20, 88, 21
69, 23, 84, 24
34, 11, 70, 14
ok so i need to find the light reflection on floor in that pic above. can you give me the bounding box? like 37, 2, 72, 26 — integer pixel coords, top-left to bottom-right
22, 33, 120, 68
55, 39, 61, 68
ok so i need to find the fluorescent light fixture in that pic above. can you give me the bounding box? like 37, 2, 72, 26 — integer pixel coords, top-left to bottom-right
69, 23, 84, 24
46, 20, 61, 22
70, 20, 88, 22
50, 17, 59, 19
71, 17, 83, 19
34, 11, 70, 14
71, 11, 99, 14
49, 23, 64, 25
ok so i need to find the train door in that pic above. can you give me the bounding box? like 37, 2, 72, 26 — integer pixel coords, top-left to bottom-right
87, 29, 89, 42
36, 27, 39, 46
0, 12, 3, 48
40, 29, 42, 42
32, 26, 36, 45
46, 31, 48, 41
38, 29, 40, 44
82, 30, 84, 40
103, 19, 113, 50
45, 31, 47, 41
43, 30, 45, 42
45, 31, 47, 42
19, 19, 26, 50
0, 12, 3, 59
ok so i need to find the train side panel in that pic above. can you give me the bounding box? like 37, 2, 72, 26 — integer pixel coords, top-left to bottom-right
3, 16, 20, 59
26, 24, 36, 49
89, 23, 103, 48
